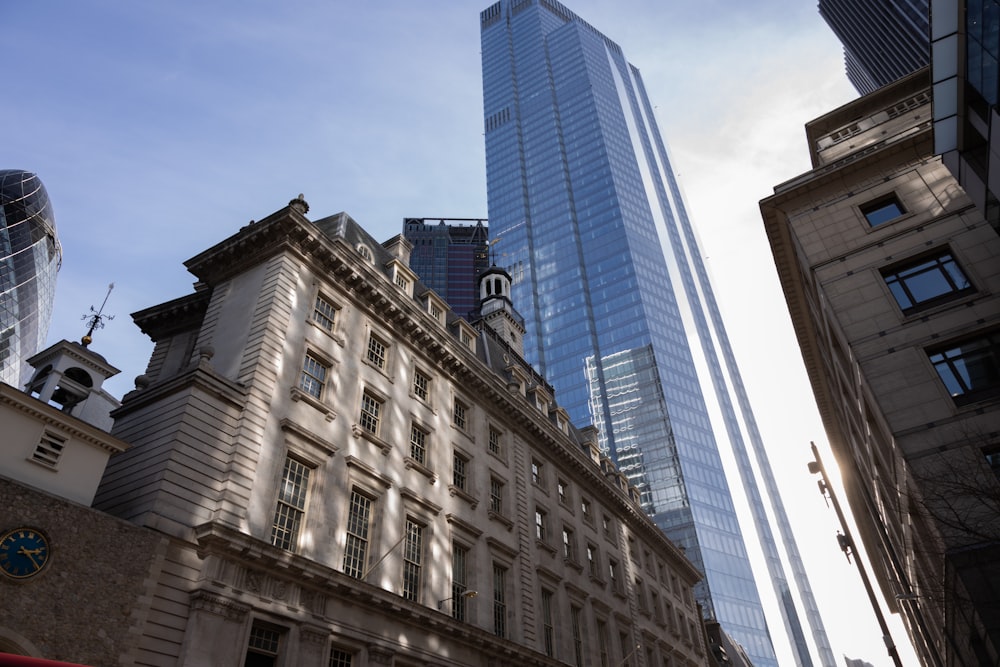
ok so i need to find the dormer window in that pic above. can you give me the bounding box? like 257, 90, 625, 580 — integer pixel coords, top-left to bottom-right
388, 260, 417, 297
357, 244, 374, 263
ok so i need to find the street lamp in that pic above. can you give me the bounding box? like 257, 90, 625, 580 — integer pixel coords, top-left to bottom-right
437, 589, 478, 610
808, 442, 904, 667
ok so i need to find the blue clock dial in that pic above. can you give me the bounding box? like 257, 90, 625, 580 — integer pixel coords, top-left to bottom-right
0, 527, 50, 579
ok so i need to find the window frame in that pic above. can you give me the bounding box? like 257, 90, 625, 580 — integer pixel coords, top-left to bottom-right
299, 351, 330, 400
881, 248, 974, 314
401, 517, 424, 602
860, 192, 906, 227
927, 330, 1000, 405
343, 488, 374, 579
270, 455, 312, 553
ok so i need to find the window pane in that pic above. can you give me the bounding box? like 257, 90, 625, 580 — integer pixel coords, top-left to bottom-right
928, 332, 1000, 402
883, 252, 972, 311
343, 491, 372, 578
861, 195, 905, 226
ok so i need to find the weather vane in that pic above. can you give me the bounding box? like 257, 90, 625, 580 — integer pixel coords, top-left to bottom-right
81, 283, 115, 347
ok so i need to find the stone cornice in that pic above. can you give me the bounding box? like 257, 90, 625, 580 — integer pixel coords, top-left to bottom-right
0, 383, 129, 454
131, 289, 211, 339
114, 360, 247, 418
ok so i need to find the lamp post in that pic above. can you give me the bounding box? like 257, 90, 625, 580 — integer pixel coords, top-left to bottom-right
808, 442, 903, 667
437, 589, 478, 611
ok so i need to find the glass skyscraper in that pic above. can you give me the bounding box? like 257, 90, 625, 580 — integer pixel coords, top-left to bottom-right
402, 218, 489, 320
480, 2, 833, 665
0, 170, 60, 388
819, 0, 929, 94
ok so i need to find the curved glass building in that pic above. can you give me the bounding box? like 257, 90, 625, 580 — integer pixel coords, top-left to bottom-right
0, 170, 61, 387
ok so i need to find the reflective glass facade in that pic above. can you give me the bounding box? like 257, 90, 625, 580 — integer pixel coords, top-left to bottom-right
819, 0, 929, 94
403, 218, 489, 320
480, 2, 833, 665
0, 170, 60, 388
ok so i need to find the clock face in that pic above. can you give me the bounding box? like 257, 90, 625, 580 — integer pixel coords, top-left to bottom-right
0, 527, 50, 579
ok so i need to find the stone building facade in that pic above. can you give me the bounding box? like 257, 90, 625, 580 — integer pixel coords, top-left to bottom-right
86, 198, 710, 667
760, 69, 1000, 666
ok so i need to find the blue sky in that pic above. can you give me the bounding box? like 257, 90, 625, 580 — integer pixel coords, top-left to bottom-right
4, 2, 916, 665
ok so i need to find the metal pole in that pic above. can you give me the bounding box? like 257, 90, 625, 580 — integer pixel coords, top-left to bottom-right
809, 442, 903, 667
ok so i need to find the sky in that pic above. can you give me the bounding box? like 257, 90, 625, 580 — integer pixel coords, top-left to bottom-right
4, 2, 918, 665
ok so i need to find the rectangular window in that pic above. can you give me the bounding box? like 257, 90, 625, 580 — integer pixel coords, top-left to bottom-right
488, 426, 503, 456
328, 647, 353, 667
300, 352, 328, 399
651, 590, 661, 622
597, 620, 610, 667
531, 459, 543, 486
541, 588, 555, 657
32, 431, 66, 467
489, 477, 504, 514
245, 624, 281, 667
620, 631, 634, 667
367, 333, 388, 370
635, 578, 647, 612
453, 399, 468, 430
452, 543, 469, 621
587, 543, 599, 578
609, 558, 621, 593
312, 294, 337, 331
359, 391, 382, 435
452, 453, 468, 491
571, 605, 583, 667
412, 369, 429, 401
343, 490, 372, 578
581, 497, 592, 523
402, 518, 423, 602
493, 564, 507, 637
562, 527, 575, 561
535, 508, 547, 542
270, 457, 310, 552
557, 479, 568, 505
409, 423, 427, 465
861, 193, 905, 226
928, 331, 1000, 404
883, 250, 973, 312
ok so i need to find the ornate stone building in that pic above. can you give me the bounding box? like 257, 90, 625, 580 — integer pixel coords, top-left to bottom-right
69, 197, 709, 667
761, 69, 1000, 666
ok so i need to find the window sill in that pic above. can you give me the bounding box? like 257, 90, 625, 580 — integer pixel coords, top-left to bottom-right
488, 509, 514, 531
362, 358, 394, 382
448, 484, 478, 509
564, 557, 583, 573
612, 588, 627, 601
307, 317, 345, 347
290, 387, 336, 422
404, 456, 437, 484
351, 423, 392, 455
588, 573, 605, 587
536, 539, 557, 556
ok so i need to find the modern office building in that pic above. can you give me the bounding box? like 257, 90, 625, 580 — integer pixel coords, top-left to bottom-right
402, 217, 489, 320
818, 0, 930, 94
931, 0, 1000, 234
761, 69, 1000, 667
480, 2, 833, 665
0, 170, 61, 388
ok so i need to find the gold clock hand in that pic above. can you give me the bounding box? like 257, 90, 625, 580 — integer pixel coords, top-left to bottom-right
17, 547, 41, 569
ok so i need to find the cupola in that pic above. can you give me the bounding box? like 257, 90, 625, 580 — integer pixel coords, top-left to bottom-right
476, 264, 526, 356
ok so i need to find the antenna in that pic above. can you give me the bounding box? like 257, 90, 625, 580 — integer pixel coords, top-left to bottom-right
81, 283, 115, 347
